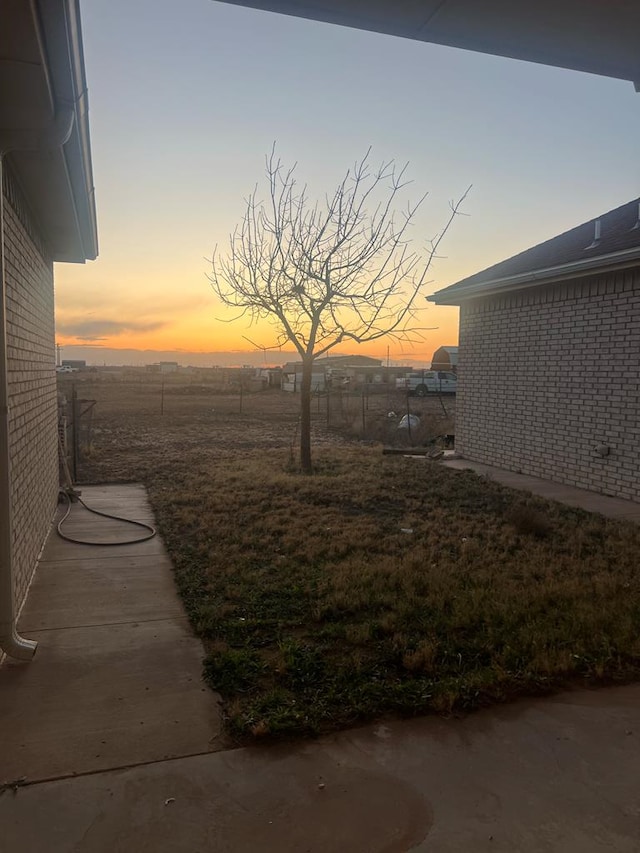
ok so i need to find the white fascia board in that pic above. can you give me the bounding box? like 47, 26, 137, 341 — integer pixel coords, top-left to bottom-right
429, 246, 640, 305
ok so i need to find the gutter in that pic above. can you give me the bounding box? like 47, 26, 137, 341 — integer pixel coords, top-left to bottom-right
60, 0, 99, 260
429, 245, 640, 305
24, 0, 98, 263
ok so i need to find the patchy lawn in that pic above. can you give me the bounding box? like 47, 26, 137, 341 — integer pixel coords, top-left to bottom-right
147, 445, 640, 741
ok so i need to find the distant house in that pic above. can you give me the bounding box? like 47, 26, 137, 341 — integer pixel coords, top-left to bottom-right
61, 359, 87, 370
281, 355, 390, 392
430, 198, 640, 502
318, 355, 382, 368
431, 346, 458, 373
282, 362, 327, 393
1, 2, 97, 658
255, 367, 282, 388
145, 361, 180, 375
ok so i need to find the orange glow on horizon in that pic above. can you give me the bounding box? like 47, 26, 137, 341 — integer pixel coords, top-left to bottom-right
55, 304, 460, 363
55, 240, 460, 366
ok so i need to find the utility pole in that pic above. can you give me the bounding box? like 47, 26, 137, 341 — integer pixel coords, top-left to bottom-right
386, 345, 390, 412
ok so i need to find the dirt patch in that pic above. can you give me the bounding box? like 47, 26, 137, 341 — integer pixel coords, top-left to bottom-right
59, 375, 455, 482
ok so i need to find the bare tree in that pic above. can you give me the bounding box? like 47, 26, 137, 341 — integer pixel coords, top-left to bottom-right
209, 148, 469, 474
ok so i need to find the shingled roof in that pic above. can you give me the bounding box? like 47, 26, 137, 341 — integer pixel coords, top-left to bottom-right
430, 197, 640, 305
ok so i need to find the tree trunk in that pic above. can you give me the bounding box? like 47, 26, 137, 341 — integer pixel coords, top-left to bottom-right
299, 355, 313, 474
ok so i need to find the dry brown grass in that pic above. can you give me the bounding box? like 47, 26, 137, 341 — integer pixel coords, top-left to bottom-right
64, 376, 640, 740
149, 446, 640, 740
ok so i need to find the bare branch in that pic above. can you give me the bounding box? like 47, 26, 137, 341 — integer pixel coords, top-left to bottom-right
207, 149, 469, 471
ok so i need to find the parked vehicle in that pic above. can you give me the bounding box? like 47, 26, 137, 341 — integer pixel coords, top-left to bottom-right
56, 365, 76, 373
395, 370, 457, 396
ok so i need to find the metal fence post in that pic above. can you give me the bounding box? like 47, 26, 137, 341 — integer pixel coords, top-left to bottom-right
71, 384, 79, 481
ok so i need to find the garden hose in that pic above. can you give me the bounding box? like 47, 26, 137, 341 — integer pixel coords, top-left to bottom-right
57, 488, 157, 546
56, 423, 156, 545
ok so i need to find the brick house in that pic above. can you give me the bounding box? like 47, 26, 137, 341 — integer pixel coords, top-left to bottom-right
430, 198, 640, 502
1, 1, 97, 658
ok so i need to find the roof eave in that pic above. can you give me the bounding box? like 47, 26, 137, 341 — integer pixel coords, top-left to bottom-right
429, 246, 640, 305
3, 0, 98, 263
45, 0, 98, 261
217, 1, 640, 88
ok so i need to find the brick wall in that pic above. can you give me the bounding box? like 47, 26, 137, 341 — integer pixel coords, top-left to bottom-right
457, 268, 640, 500
2, 166, 58, 612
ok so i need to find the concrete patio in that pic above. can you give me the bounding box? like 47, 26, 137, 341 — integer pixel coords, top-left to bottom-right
1, 482, 640, 851
2, 684, 640, 852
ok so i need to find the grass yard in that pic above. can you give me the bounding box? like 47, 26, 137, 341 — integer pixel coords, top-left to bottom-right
147, 445, 640, 741
65, 377, 640, 741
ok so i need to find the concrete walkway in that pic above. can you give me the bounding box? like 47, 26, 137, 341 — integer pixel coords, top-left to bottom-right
2, 685, 640, 851
442, 458, 640, 521
0, 484, 224, 783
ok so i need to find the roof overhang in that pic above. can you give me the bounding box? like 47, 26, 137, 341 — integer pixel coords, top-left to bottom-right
218, 0, 640, 89
429, 246, 640, 305
0, 0, 97, 262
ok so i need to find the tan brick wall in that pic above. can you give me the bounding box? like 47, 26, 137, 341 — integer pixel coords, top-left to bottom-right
2, 171, 58, 612
457, 269, 640, 500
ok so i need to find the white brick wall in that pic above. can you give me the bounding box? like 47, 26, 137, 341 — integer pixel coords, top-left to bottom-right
2, 169, 58, 612
457, 269, 640, 501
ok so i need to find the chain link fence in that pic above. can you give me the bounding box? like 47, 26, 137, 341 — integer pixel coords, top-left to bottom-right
56, 373, 456, 481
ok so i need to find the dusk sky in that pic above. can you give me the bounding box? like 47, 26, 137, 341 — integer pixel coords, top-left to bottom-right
55, 0, 640, 366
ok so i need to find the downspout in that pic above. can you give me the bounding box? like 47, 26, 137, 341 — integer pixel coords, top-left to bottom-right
0, 109, 75, 660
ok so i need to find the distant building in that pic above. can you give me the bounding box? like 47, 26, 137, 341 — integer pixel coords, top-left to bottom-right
318, 355, 382, 368
146, 361, 180, 374
61, 359, 86, 370
282, 355, 383, 392
282, 363, 327, 393
282, 355, 413, 391
431, 346, 458, 373
255, 367, 282, 388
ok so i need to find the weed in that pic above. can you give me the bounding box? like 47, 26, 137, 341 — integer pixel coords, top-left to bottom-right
204, 648, 265, 695
506, 502, 553, 538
